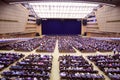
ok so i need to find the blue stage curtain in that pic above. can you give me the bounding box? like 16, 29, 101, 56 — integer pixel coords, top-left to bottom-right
42, 19, 81, 35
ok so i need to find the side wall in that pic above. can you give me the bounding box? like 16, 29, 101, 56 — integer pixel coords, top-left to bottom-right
96, 5, 120, 33
0, 1, 28, 34
86, 17, 99, 33
25, 14, 37, 33
85, 5, 120, 37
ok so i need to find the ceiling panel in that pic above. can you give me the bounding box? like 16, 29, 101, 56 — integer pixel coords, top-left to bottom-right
2, 0, 120, 19
3, 0, 120, 5
29, 2, 98, 18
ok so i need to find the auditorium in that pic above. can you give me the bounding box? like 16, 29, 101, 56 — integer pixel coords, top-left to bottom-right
0, 0, 120, 80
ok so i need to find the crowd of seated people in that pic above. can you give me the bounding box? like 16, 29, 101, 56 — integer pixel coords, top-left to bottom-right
36, 36, 56, 53
59, 55, 105, 80
85, 38, 120, 52
0, 35, 119, 53
71, 37, 96, 52
0, 40, 17, 50
89, 39, 115, 52
0, 38, 32, 51
1, 54, 53, 80
0, 40, 17, 44
58, 36, 76, 53
13, 38, 42, 51
108, 39, 120, 53
88, 54, 120, 80
70, 36, 120, 53
0, 53, 24, 71
58, 36, 120, 53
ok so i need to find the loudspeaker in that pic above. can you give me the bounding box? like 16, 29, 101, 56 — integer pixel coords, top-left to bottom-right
35, 33, 40, 36
83, 19, 87, 26
84, 32, 87, 36
36, 19, 41, 25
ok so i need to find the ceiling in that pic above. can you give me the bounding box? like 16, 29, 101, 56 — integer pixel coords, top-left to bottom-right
29, 2, 98, 19
2, 0, 120, 5
2, 0, 120, 19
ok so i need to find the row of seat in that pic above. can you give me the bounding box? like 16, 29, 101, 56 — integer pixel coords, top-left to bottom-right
0, 40, 16, 50
0, 53, 24, 71
88, 53, 120, 80
14, 38, 42, 51
71, 36, 120, 53
1, 54, 53, 80
59, 55, 105, 80
58, 36, 119, 53
0, 38, 31, 50
0, 36, 119, 53
36, 36, 56, 52
0, 36, 57, 53
58, 36, 76, 53
71, 37, 96, 52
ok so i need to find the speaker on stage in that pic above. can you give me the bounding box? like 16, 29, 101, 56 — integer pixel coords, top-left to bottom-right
82, 19, 87, 26
36, 19, 41, 25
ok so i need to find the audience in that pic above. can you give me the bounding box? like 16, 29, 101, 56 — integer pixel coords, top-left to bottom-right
0, 40, 17, 50
36, 36, 56, 52
0, 53, 24, 71
0, 36, 119, 53
58, 36, 76, 53
70, 36, 120, 53
1, 54, 53, 80
13, 38, 41, 51
0, 36, 119, 80
59, 55, 105, 80
88, 53, 120, 80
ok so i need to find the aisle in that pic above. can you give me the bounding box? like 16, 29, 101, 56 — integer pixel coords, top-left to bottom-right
50, 40, 60, 80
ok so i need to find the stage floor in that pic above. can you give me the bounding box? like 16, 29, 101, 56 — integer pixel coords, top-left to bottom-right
0, 40, 114, 80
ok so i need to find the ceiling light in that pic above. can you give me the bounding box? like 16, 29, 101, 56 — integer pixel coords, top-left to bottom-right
29, 2, 98, 19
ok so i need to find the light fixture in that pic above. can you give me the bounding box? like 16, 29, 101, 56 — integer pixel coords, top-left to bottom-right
29, 2, 98, 19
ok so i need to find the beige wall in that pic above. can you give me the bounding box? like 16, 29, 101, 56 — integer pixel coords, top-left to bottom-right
81, 25, 86, 35
0, 1, 28, 34
86, 23, 99, 33
96, 5, 120, 33
25, 11, 39, 33
36, 25, 42, 36
84, 15, 99, 34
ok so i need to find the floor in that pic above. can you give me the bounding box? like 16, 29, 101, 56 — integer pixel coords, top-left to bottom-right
0, 40, 114, 80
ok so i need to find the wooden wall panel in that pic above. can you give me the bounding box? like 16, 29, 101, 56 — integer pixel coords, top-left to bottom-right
0, 1, 28, 34
85, 15, 99, 33
96, 5, 120, 33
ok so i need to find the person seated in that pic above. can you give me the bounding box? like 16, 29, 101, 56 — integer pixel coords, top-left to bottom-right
88, 54, 120, 80
36, 36, 56, 52
2, 54, 52, 79
59, 55, 104, 80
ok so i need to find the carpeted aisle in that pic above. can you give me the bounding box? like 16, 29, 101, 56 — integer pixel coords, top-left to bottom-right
50, 40, 60, 80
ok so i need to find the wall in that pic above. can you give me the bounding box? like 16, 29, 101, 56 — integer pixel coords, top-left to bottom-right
81, 25, 86, 35
86, 32, 120, 37
96, 5, 120, 33
86, 16, 100, 33
0, 1, 28, 34
25, 14, 37, 33
85, 5, 120, 37
36, 25, 42, 36
0, 33, 36, 38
